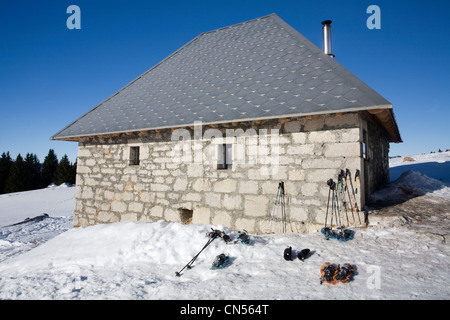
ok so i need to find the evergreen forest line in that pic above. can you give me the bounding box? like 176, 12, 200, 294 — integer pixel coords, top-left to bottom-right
0, 149, 77, 194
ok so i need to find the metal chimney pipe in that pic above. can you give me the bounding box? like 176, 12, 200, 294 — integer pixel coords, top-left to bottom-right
321, 20, 335, 58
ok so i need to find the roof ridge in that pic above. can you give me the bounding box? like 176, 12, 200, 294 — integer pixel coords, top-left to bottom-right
200, 13, 277, 36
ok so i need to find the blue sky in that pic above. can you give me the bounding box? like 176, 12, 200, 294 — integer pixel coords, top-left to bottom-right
1, 0, 449, 163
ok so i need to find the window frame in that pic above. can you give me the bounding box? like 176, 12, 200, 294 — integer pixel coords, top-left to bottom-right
217, 143, 232, 170
129, 146, 140, 166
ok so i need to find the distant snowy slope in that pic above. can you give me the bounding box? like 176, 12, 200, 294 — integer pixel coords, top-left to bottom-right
390, 151, 450, 183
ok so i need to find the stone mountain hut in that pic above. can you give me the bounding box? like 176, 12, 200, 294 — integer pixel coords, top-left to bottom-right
51, 14, 401, 234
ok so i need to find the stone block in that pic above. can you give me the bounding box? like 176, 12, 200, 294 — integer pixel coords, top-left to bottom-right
173, 177, 188, 191
324, 142, 360, 158
286, 144, 314, 156
340, 128, 360, 142
239, 180, 259, 194
128, 202, 144, 213
149, 206, 164, 217
205, 192, 221, 207
81, 187, 94, 199
111, 201, 127, 213
223, 194, 242, 210
308, 131, 337, 143
164, 208, 179, 222
213, 179, 237, 193
192, 207, 211, 224
151, 183, 170, 192
289, 169, 305, 181
187, 164, 204, 177
301, 182, 319, 197
301, 158, 342, 169
212, 211, 232, 227
289, 206, 309, 222
121, 212, 138, 222
183, 193, 202, 202
244, 195, 269, 217
193, 178, 211, 192
235, 217, 256, 233
306, 169, 337, 183
291, 132, 307, 144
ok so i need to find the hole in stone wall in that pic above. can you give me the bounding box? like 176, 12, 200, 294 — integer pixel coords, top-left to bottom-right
178, 208, 193, 225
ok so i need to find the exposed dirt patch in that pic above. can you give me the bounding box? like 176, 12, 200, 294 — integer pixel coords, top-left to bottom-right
366, 194, 450, 243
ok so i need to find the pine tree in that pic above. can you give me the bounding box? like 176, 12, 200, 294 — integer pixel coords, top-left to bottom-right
70, 158, 77, 185
41, 149, 58, 187
24, 153, 41, 191
54, 154, 72, 185
5, 154, 27, 193
0, 152, 13, 194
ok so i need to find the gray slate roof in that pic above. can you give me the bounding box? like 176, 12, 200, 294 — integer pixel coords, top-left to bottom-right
51, 13, 400, 142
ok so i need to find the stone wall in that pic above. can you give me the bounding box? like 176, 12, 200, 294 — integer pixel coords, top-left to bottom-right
360, 112, 391, 202
73, 112, 366, 234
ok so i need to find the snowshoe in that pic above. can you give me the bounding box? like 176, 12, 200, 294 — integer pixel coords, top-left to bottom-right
320, 262, 337, 284
284, 246, 292, 261
321, 227, 354, 242
297, 249, 310, 261
337, 229, 354, 242
210, 253, 230, 270
321, 227, 333, 239
335, 263, 354, 283
237, 231, 251, 246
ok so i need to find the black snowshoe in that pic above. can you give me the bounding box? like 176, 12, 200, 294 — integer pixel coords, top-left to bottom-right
236, 231, 251, 245
210, 253, 230, 270
297, 249, 310, 261
284, 246, 292, 261
335, 263, 354, 283
321, 227, 354, 242
320, 262, 337, 284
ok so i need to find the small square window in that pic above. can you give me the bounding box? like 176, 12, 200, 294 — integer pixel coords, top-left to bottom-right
217, 144, 232, 170
129, 146, 140, 166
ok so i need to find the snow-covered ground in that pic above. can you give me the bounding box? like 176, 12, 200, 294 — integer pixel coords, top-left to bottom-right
0, 153, 448, 300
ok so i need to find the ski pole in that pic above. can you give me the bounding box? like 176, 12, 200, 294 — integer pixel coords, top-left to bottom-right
280, 182, 286, 233
270, 183, 282, 232
175, 231, 218, 276
329, 180, 336, 231
324, 179, 333, 229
